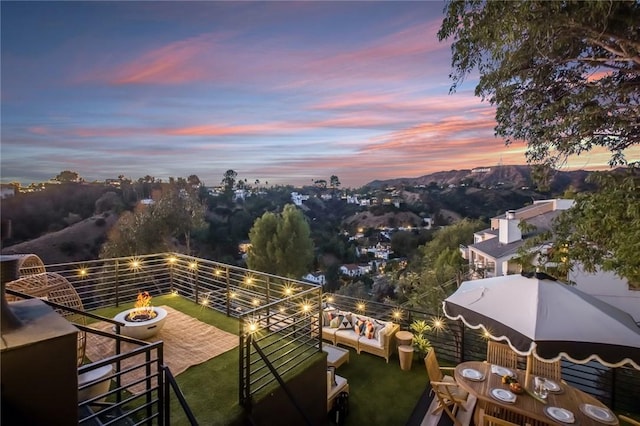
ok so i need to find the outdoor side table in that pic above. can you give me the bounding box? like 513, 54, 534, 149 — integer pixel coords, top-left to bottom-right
398, 345, 414, 371
396, 330, 413, 347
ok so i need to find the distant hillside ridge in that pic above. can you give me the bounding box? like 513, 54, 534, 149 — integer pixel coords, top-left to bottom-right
366, 164, 593, 192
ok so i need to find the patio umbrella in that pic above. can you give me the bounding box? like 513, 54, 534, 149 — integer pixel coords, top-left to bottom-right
443, 272, 640, 370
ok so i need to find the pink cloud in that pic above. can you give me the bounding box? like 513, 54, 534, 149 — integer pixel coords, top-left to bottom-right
95, 32, 239, 85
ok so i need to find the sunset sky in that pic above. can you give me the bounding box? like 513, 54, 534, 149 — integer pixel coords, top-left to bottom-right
1, 1, 632, 188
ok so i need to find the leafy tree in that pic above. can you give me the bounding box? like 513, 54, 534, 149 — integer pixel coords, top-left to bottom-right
222, 169, 237, 193
247, 204, 314, 278
398, 219, 485, 311
553, 171, 640, 287
330, 175, 341, 189
439, 0, 639, 169
391, 230, 418, 258
55, 170, 81, 182
187, 174, 201, 188
439, 0, 639, 283
153, 186, 207, 254
314, 179, 327, 189
100, 183, 207, 257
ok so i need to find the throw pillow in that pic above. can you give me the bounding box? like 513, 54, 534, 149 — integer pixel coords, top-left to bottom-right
354, 318, 367, 336
329, 316, 341, 329
374, 320, 387, 339
365, 320, 376, 339
338, 315, 352, 330
377, 324, 389, 345
322, 309, 337, 326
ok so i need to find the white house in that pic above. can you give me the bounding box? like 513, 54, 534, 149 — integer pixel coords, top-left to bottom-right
339, 264, 362, 277
290, 192, 309, 206
463, 199, 573, 277
302, 272, 326, 286
463, 199, 640, 322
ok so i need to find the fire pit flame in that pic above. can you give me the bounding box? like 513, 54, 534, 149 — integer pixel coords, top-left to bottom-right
126, 291, 157, 322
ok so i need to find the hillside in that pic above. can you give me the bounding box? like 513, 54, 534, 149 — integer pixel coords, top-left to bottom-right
367, 164, 593, 193
1, 213, 118, 264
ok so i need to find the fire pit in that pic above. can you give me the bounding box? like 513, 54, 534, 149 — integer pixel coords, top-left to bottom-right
113, 292, 167, 340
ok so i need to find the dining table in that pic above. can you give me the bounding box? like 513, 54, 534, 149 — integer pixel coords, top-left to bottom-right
454, 361, 619, 426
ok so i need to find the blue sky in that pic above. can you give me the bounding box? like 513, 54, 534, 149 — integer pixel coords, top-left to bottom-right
1, 1, 628, 188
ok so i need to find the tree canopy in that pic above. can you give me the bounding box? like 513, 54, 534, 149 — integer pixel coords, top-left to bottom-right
246, 204, 314, 279
439, 0, 639, 168
397, 219, 484, 311
100, 183, 207, 258
439, 0, 640, 284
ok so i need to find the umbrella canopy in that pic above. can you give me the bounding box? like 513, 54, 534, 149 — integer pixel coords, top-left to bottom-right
443, 272, 640, 369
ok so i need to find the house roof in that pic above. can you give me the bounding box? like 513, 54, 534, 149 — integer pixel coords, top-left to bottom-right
470, 210, 562, 259
471, 237, 525, 259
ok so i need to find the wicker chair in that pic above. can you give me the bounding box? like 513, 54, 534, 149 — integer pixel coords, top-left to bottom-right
15, 253, 46, 278
424, 349, 469, 425
486, 340, 519, 369
6, 272, 86, 366
527, 355, 562, 382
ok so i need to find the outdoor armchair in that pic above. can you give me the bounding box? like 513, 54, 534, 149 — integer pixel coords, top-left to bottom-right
526, 355, 562, 382
486, 340, 519, 369
424, 349, 469, 425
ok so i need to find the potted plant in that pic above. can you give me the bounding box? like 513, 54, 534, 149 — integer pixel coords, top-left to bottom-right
409, 319, 432, 358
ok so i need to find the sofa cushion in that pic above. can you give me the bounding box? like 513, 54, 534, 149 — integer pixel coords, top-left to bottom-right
354, 317, 368, 336
358, 334, 383, 349
338, 315, 352, 330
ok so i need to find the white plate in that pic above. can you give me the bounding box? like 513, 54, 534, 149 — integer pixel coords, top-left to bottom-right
461, 368, 484, 381
545, 406, 575, 423
540, 377, 561, 392
492, 365, 516, 377
580, 404, 615, 423
490, 388, 516, 403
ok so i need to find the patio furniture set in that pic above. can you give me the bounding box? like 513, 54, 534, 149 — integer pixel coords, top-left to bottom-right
419, 271, 640, 426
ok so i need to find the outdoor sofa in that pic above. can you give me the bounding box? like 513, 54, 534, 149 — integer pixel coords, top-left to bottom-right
321, 308, 399, 363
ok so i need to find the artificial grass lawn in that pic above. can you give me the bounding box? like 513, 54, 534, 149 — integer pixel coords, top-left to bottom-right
89, 295, 429, 425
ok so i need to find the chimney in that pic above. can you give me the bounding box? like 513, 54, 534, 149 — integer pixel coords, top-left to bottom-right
499, 211, 521, 244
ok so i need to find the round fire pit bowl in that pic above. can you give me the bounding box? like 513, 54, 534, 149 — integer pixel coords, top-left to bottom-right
113, 306, 168, 340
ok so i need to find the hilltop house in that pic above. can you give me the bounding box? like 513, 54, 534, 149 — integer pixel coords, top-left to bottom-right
461, 199, 574, 277
339, 263, 373, 277
302, 272, 326, 286
461, 199, 640, 322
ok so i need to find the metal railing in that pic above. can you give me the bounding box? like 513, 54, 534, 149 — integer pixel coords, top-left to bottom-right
6, 287, 196, 425
36, 253, 640, 415
322, 292, 640, 413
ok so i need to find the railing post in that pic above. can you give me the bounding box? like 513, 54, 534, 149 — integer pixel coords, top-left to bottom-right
226, 267, 231, 317
317, 287, 323, 349
169, 258, 174, 294
265, 277, 270, 329
193, 259, 199, 305
115, 259, 120, 307
158, 345, 165, 426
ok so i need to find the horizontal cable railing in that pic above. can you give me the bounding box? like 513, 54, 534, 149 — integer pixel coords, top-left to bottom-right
239, 286, 323, 408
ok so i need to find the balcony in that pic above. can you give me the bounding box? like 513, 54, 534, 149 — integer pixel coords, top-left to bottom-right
3, 252, 639, 425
